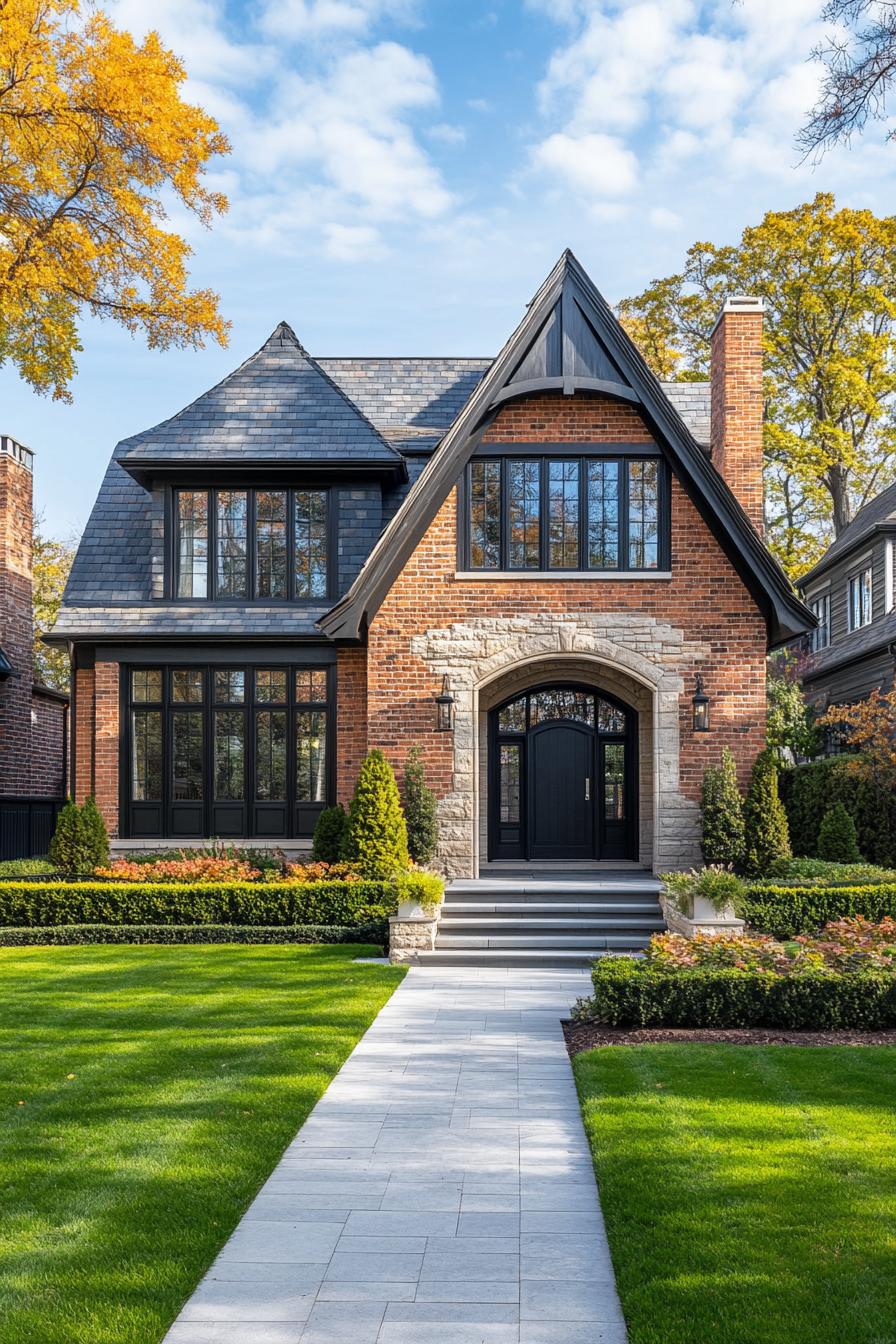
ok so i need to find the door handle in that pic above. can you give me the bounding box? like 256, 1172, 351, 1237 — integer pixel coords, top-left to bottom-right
584, 777, 591, 801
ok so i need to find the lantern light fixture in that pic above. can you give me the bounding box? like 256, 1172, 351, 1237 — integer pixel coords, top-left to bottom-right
435, 674, 455, 732
692, 674, 710, 733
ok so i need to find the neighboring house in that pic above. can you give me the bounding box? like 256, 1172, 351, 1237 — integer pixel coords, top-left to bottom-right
0, 435, 69, 858
795, 480, 896, 712
48, 252, 811, 876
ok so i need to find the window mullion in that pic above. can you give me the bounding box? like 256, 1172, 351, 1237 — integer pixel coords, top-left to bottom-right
539, 457, 548, 570
620, 460, 629, 570
500, 458, 508, 569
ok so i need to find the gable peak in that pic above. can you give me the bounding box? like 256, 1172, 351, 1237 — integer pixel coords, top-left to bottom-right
261, 320, 310, 356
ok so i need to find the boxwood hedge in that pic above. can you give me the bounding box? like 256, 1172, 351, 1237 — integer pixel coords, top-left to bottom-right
740, 883, 896, 938
584, 957, 896, 1030
0, 922, 387, 947
0, 880, 397, 928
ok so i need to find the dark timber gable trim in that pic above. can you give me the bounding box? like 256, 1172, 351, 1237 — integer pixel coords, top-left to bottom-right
319, 250, 813, 649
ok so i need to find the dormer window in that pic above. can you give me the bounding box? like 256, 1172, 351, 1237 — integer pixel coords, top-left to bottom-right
463, 454, 669, 574
173, 488, 329, 601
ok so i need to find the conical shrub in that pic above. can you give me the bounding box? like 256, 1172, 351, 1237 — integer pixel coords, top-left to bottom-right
342, 749, 409, 878
743, 749, 791, 877
700, 747, 745, 868
404, 746, 438, 866
817, 802, 861, 863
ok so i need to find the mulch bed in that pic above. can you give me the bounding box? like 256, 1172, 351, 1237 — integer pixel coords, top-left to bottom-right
563, 1020, 896, 1054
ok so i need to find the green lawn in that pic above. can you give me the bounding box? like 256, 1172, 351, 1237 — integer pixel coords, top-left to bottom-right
0, 944, 404, 1344
574, 1045, 896, 1344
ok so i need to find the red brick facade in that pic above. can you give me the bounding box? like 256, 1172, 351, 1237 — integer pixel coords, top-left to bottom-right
365, 393, 766, 802
73, 660, 119, 834
0, 439, 68, 803
336, 647, 368, 806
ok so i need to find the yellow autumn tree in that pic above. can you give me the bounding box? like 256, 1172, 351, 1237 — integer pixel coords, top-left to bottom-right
32, 521, 76, 691
0, 0, 231, 400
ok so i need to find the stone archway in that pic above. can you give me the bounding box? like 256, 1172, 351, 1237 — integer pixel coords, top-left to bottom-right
411, 613, 708, 877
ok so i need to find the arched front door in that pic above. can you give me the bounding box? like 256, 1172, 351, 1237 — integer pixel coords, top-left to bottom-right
489, 684, 637, 862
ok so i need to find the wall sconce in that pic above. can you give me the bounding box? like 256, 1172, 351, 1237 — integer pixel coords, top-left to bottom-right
692, 674, 710, 732
435, 674, 455, 732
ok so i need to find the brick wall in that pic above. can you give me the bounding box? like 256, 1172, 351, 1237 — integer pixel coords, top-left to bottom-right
336, 646, 367, 805
710, 298, 765, 533
364, 392, 767, 814
73, 659, 119, 834
31, 693, 67, 796
0, 441, 35, 795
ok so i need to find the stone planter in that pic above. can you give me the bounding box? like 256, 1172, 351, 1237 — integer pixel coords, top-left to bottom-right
389, 899, 442, 963
661, 889, 745, 940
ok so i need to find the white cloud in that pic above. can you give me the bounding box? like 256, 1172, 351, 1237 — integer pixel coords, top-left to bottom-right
532, 131, 638, 197
259, 0, 417, 41
649, 206, 681, 230
428, 122, 467, 145
110, 0, 275, 86
323, 222, 387, 260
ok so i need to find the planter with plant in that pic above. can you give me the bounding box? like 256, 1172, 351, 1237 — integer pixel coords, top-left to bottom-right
660, 866, 746, 938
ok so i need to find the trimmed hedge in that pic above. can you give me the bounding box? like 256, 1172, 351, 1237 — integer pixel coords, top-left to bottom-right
741, 883, 896, 938
0, 923, 387, 947
779, 758, 896, 866
584, 957, 896, 1030
0, 880, 397, 928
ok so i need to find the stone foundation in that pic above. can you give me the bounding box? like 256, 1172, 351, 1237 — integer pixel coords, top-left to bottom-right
389, 914, 439, 963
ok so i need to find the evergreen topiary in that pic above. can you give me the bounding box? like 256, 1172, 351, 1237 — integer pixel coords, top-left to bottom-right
81, 795, 110, 869
743, 749, 792, 877
312, 805, 347, 862
403, 746, 438, 866
341, 749, 409, 879
817, 803, 861, 864
48, 799, 83, 875
700, 747, 745, 868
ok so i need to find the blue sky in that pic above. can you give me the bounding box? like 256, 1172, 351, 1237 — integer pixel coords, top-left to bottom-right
6, 0, 896, 538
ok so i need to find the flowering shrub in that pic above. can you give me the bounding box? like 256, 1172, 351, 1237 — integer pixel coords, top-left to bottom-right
94, 855, 262, 883
645, 917, 896, 976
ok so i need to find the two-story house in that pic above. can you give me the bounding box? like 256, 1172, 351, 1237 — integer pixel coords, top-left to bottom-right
796, 481, 896, 713
48, 252, 811, 877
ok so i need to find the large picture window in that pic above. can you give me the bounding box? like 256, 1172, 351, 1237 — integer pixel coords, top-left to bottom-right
174, 488, 330, 601
463, 455, 668, 572
125, 664, 331, 840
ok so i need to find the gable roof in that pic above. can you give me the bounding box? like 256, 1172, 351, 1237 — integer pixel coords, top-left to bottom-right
319, 249, 812, 649
117, 323, 404, 480
798, 479, 896, 589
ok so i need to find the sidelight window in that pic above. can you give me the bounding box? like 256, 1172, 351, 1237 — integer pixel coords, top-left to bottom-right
173, 488, 329, 601
464, 455, 667, 572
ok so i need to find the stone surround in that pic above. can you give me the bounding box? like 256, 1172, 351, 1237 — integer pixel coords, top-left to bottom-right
411, 613, 708, 878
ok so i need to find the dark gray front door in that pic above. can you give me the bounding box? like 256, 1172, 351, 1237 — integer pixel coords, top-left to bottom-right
529, 723, 594, 861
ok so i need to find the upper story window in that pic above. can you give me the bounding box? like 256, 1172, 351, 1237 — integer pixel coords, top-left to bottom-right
174, 488, 329, 601
810, 593, 830, 651
464, 455, 668, 573
847, 566, 872, 632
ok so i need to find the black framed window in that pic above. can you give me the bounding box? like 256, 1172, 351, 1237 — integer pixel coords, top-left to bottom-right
173, 488, 330, 601
124, 663, 334, 840
463, 455, 668, 572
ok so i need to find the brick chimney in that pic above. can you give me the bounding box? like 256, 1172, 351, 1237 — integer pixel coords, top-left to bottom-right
710, 295, 766, 534
0, 435, 35, 795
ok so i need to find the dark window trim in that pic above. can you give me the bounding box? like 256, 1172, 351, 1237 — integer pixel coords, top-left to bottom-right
119, 662, 335, 839
168, 484, 334, 604
459, 454, 670, 574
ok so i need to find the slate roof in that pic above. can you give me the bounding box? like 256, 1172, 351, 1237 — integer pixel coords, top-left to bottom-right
54, 319, 716, 640
118, 324, 402, 470
799, 479, 896, 588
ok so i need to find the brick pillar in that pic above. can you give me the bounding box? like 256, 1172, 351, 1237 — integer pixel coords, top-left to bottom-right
710, 296, 766, 534
336, 647, 367, 805
73, 665, 96, 804
94, 661, 120, 835
0, 437, 35, 795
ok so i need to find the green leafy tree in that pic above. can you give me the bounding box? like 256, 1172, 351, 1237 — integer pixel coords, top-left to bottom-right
341, 749, 409, 879
32, 521, 76, 691
312, 805, 346, 863
743, 750, 792, 877
403, 746, 438, 866
817, 802, 862, 862
767, 656, 822, 761
618, 194, 896, 576
700, 747, 746, 868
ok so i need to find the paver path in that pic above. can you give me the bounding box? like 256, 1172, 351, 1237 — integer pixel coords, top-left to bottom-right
164, 966, 628, 1344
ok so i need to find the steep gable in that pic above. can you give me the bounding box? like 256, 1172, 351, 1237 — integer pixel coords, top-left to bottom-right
320, 250, 812, 649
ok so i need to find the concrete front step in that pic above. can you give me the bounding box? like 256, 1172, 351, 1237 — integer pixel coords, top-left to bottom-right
441, 899, 663, 915
417, 947, 614, 967
436, 932, 653, 950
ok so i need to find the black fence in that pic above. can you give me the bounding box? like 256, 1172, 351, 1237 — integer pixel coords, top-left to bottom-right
0, 797, 64, 861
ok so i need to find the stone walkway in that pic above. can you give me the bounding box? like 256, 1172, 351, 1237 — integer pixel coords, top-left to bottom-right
164, 967, 628, 1344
